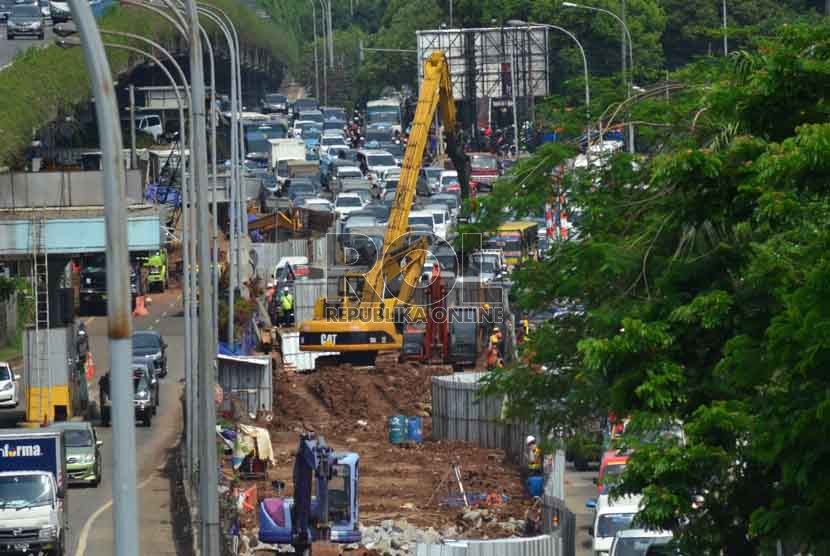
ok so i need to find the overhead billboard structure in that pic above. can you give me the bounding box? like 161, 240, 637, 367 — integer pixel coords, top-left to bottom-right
416, 26, 550, 130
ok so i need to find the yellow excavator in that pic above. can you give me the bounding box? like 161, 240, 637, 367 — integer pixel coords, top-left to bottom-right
298, 51, 470, 364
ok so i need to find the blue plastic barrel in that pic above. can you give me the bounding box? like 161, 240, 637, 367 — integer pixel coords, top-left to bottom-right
526, 475, 544, 497
406, 416, 423, 444
388, 415, 406, 444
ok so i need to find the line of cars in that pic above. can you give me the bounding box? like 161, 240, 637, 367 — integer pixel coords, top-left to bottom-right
582, 420, 686, 556
0, 0, 72, 40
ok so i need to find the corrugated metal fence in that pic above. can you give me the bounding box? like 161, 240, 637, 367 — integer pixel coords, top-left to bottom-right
431, 373, 541, 464
542, 496, 575, 556
217, 354, 272, 415
293, 279, 327, 326
416, 534, 562, 556
251, 237, 329, 279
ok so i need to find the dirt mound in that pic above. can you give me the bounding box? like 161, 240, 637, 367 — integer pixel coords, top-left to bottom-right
271, 362, 451, 435
238, 361, 533, 540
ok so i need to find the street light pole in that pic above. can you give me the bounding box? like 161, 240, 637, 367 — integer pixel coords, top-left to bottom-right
181, 0, 220, 554
310, 0, 320, 99
508, 21, 591, 164
318, 0, 328, 104
563, 2, 634, 153
60, 1, 138, 553
722, 0, 728, 56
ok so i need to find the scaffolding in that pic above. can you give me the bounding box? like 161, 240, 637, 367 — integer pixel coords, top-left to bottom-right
416, 26, 551, 131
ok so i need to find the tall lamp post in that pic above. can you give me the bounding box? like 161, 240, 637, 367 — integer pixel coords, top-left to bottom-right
722, 0, 728, 56
59, 1, 138, 553
309, 0, 320, 99
563, 1, 634, 153
507, 20, 591, 165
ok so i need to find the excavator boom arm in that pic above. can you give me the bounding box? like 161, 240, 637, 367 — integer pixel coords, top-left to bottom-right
361, 52, 469, 308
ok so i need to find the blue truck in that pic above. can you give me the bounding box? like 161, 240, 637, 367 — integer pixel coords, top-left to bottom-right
0, 430, 67, 555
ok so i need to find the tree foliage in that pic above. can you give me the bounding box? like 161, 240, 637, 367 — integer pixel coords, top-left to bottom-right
478, 22, 830, 554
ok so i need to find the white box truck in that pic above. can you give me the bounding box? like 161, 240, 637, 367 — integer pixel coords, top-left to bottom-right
0, 429, 67, 555
268, 138, 306, 170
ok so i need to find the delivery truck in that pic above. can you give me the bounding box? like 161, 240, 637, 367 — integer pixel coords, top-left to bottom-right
268, 138, 306, 170
0, 429, 67, 555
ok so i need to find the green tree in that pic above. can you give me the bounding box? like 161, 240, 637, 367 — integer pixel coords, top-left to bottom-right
479, 21, 830, 554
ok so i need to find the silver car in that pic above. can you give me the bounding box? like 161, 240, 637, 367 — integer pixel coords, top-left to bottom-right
7, 4, 44, 39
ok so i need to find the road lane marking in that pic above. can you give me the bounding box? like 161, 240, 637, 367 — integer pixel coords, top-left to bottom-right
74, 472, 157, 556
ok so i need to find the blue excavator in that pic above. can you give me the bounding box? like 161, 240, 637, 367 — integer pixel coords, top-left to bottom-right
258, 433, 361, 555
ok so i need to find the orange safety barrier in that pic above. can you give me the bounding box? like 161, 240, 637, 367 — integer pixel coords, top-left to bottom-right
133, 296, 150, 317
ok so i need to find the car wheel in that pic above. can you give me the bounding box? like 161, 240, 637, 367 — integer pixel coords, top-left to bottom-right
38, 32, 44, 39
6, 33, 12, 40
92, 465, 101, 487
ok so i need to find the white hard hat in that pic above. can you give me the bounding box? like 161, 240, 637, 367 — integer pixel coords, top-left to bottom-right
283, 286, 290, 292
526, 435, 536, 445
267, 282, 274, 288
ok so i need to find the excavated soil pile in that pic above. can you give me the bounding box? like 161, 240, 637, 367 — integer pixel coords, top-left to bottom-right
254, 362, 535, 538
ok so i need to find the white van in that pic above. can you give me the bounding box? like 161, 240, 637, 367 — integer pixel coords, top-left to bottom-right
422, 204, 450, 240
590, 494, 642, 556
135, 115, 164, 142
610, 529, 673, 556
408, 210, 436, 236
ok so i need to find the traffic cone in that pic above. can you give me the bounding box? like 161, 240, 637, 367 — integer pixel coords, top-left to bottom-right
133, 296, 150, 317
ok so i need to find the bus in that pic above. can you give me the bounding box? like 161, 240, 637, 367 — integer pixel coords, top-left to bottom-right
485, 221, 539, 266
365, 98, 402, 133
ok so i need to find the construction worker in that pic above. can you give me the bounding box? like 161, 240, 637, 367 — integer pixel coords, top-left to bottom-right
490, 326, 504, 359
280, 286, 294, 326
526, 435, 542, 474
486, 346, 499, 370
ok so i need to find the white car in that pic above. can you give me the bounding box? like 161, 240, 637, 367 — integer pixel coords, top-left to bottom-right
334, 193, 365, 218
0, 362, 20, 408
439, 170, 460, 193
408, 210, 436, 236
609, 529, 674, 556
590, 495, 642, 556
292, 120, 318, 139
301, 198, 334, 213
423, 204, 451, 240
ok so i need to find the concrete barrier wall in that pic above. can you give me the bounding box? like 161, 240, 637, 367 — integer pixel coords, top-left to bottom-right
0, 169, 144, 208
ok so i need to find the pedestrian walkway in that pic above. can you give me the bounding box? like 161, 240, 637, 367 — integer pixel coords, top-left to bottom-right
564, 467, 597, 556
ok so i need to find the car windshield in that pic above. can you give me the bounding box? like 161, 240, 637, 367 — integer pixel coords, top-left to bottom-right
0, 475, 53, 510
410, 216, 433, 228
425, 168, 443, 179
265, 94, 286, 103
0, 365, 11, 381
368, 155, 396, 167
436, 196, 458, 210
321, 137, 343, 146
430, 212, 445, 224
64, 429, 93, 447
471, 154, 498, 169
597, 513, 635, 538
13, 5, 39, 16
339, 170, 362, 178
384, 180, 399, 190
384, 144, 404, 156
132, 333, 159, 350
301, 112, 324, 123
133, 372, 150, 392
337, 197, 362, 207
441, 175, 458, 185
367, 109, 399, 123
302, 128, 321, 140
613, 537, 672, 556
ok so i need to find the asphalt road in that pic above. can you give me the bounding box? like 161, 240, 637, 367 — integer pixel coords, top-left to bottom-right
0, 23, 54, 70
566, 467, 600, 556
0, 288, 185, 555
